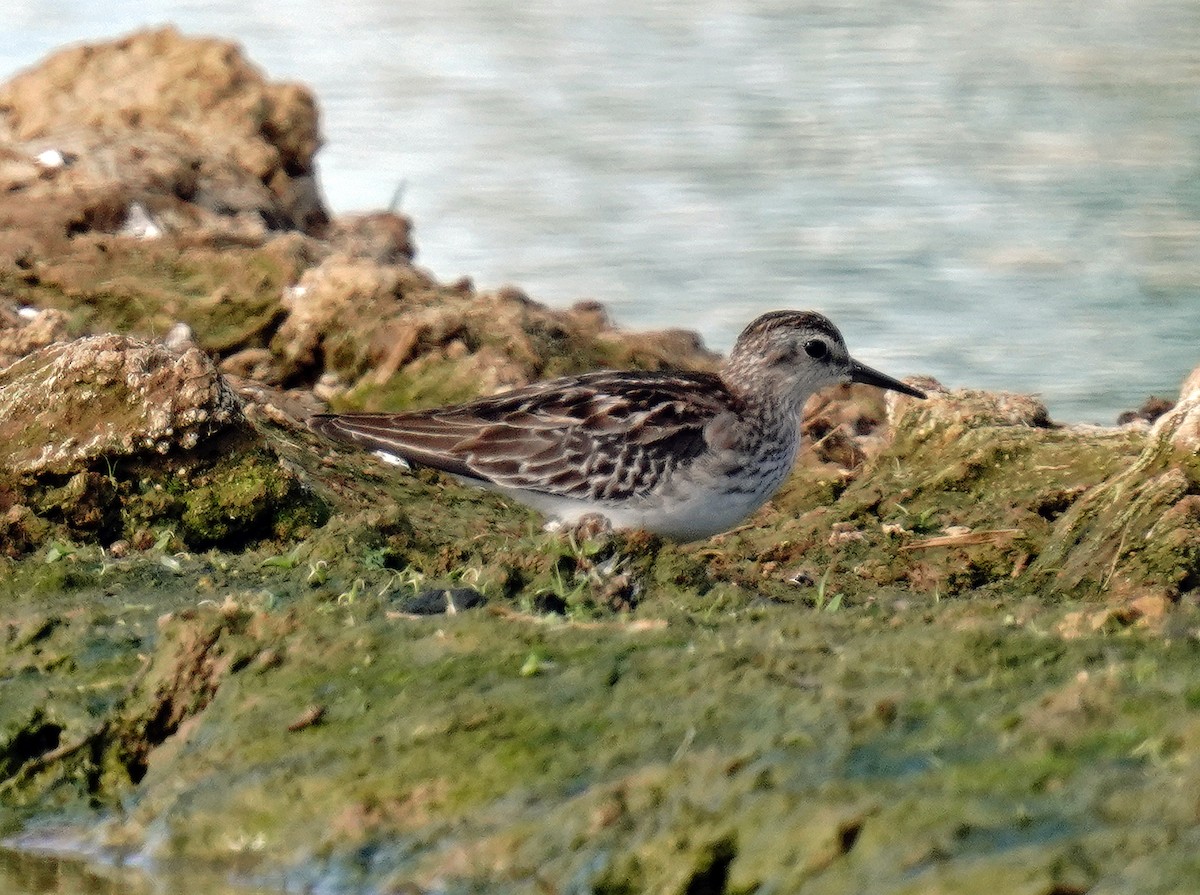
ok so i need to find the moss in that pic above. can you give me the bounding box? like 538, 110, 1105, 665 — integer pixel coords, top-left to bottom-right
179, 449, 328, 548
34, 472, 121, 533
0, 415, 330, 557
23, 559, 101, 595
0, 503, 52, 557
337, 356, 496, 412
5, 345, 1200, 892
710, 400, 1151, 602
3, 483, 1200, 892
0, 237, 302, 353
1032, 437, 1200, 597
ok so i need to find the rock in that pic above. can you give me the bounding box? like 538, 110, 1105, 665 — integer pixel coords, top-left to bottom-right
397, 587, 488, 615
0, 34, 717, 418
325, 212, 415, 264
800, 383, 889, 472
1030, 362, 1200, 596
0, 27, 328, 247
1117, 395, 1174, 427
742, 384, 1161, 601
897, 383, 1052, 433
162, 321, 196, 352
1150, 365, 1200, 453
0, 334, 242, 474
0, 300, 70, 370
0, 334, 328, 551
0, 505, 50, 557
269, 253, 718, 404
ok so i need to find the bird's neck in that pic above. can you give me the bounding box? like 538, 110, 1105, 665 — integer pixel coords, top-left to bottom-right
720, 367, 811, 444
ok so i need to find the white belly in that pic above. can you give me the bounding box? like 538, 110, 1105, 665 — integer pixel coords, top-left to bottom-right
499, 451, 796, 541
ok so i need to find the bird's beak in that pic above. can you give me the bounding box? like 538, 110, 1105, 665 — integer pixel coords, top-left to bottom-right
849, 358, 926, 399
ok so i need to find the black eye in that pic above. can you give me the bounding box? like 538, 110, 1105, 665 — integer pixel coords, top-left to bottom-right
804, 339, 829, 359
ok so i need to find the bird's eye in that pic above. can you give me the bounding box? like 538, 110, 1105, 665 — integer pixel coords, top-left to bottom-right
804, 339, 829, 359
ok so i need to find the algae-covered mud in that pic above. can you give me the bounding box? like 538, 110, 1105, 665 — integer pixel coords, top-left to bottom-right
0, 846, 279, 895
3, 29, 1200, 895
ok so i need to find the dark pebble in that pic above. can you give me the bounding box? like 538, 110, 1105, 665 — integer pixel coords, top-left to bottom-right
398, 587, 487, 615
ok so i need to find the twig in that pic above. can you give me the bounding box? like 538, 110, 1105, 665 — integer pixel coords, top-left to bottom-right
900, 529, 1024, 551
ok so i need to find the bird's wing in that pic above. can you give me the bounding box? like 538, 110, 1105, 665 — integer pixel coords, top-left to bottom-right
309, 370, 736, 501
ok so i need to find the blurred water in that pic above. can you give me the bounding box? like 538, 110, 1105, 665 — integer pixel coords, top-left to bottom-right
3, 1, 1199, 422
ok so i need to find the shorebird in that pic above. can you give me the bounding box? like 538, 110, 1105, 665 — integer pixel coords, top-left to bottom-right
309, 310, 924, 540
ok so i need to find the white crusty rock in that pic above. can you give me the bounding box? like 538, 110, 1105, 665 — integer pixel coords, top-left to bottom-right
0, 334, 244, 474
1150, 365, 1200, 454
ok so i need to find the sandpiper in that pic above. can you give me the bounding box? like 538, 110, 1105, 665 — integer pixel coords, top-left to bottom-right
309, 310, 924, 540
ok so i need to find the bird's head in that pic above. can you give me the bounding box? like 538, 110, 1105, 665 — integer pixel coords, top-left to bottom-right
722, 310, 925, 411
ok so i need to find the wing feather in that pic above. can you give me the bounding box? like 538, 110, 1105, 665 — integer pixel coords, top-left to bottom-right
309, 370, 737, 500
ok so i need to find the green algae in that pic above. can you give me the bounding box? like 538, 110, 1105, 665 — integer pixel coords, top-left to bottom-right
1033, 434, 1200, 598
0, 441, 328, 556
710, 393, 1153, 607
178, 448, 328, 547
0, 238, 302, 355
332, 320, 712, 415
4, 353, 1200, 892
5, 545, 1200, 892
5, 409, 1200, 893
337, 354, 508, 413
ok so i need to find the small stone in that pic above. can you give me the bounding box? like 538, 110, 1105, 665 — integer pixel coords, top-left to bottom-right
286, 704, 325, 732
163, 322, 195, 352
1124, 592, 1171, 628
396, 587, 487, 616
34, 148, 69, 169
1116, 395, 1174, 426
786, 568, 816, 587
120, 202, 164, 240
1151, 365, 1200, 452
570, 512, 614, 542
253, 648, 283, 673
827, 522, 865, 546
130, 529, 156, 551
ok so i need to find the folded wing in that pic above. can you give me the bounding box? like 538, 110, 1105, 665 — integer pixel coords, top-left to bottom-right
309, 370, 735, 501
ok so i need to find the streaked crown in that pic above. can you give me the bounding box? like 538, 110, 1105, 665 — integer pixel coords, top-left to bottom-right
722, 310, 851, 405
732, 310, 846, 352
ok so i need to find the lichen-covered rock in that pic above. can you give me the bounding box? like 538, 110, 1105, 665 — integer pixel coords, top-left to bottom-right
1031, 364, 1200, 598
0, 34, 717, 417
0, 26, 327, 245
324, 212, 415, 265
718, 385, 1147, 602
887, 382, 1052, 434
797, 377, 948, 474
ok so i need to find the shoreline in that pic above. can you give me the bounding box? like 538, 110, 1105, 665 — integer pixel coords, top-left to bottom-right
2, 28, 1200, 895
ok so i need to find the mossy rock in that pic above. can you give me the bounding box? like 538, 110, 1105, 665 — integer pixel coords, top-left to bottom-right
0, 334, 327, 554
